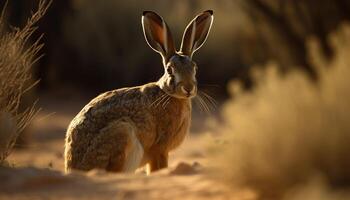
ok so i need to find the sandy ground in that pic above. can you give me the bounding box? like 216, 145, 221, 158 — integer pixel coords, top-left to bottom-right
0, 94, 255, 200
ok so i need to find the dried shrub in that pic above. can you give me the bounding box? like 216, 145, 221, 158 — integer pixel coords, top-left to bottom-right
212, 24, 350, 199
0, 0, 50, 163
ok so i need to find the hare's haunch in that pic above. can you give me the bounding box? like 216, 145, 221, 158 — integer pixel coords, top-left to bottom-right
64, 10, 213, 173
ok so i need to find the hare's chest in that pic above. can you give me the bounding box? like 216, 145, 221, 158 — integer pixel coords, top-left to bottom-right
155, 102, 191, 151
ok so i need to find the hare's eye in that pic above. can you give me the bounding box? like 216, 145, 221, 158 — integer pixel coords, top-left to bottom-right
167, 67, 173, 75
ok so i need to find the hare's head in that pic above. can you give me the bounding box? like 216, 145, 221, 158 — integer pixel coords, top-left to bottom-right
142, 10, 213, 99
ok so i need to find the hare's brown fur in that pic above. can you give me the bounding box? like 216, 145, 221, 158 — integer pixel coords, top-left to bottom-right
65, 83, 191, 172
64, 10, 213, 173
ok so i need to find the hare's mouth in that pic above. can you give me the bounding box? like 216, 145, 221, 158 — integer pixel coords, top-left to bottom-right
171, 92, 196, 99
160, 85, 196, 99
185, 92, 197, 99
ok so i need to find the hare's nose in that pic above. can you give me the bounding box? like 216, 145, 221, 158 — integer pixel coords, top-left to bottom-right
181, 85, 195, 95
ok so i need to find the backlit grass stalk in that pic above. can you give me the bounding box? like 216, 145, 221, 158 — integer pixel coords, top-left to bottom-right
0, 0, 51, 163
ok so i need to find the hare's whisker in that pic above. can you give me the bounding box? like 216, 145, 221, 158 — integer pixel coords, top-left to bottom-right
196, 95, 206, 112
202, 92, 217, 106
162, 96, 172, 108
162, 96, 170, 108
194, 97, 206, 113
199, 91, 216, 114
154, 93, 169, 108
202, 95, 212, 113
151, 93, 168, 108
157, 94, 170, 108
199, 91, 218, 109
201, 95, 215, 113
150, 94, 163, 107
197, 94, 210, 114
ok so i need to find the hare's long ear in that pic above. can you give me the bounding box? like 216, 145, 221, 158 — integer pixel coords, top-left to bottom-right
180, 10, 213, 58
142, 11, 176, 63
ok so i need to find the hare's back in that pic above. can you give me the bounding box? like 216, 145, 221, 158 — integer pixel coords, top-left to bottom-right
68, 87, 149, 137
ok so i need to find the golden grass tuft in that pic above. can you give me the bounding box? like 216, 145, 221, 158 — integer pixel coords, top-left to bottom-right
212, 24, 350, 199
0, 0, 50, 163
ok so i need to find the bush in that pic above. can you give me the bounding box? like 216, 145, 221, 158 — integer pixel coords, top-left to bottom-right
212, 24, 350, 199
0, 0, 50, 164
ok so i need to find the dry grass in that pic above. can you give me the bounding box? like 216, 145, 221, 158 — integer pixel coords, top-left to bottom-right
0, 0, 50, 164
211, 24, 350, 199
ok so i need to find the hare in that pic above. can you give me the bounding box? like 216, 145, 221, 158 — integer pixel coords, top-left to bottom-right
64, 10, 213, 173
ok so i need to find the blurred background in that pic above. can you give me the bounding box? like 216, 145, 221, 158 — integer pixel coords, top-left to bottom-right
2, 0, 349, 133
4, 0, 349, 96
1, 0, 350, 199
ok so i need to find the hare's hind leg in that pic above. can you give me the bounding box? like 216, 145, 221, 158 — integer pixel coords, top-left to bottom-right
148, 152, 168, 172
121, 123, 144, 172
80, 119, 143, 173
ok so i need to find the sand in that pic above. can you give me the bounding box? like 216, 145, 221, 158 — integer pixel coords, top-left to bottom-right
0, 95, 254, 200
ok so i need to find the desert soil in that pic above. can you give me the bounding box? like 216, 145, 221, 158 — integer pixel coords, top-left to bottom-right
0, 93, 255, 200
